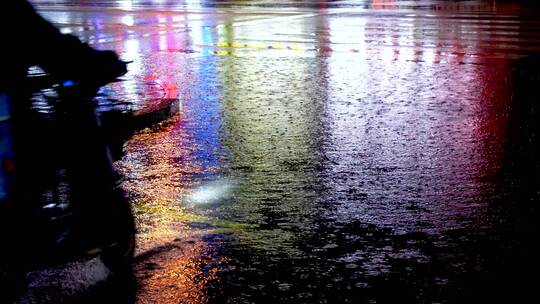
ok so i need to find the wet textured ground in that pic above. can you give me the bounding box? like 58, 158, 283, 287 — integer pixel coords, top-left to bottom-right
20, 0, 540, 303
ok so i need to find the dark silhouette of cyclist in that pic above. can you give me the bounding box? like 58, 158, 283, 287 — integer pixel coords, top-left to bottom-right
1, 0, 128, 200
0, 0, 127, 92
0, 2, 133, 301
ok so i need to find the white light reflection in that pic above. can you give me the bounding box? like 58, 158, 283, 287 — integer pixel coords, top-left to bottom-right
121, 15, 135, 26
186, 180, 237, 208
158, 17, 168, 27
48, 12, 71, 25
188, 20, 205, 46
159, 34, 168, 51
187, 18, 216, 55
119, 0, 133, 10
423, 48, 436, 64
59, 28, 73, 34
398, 47, 415, 62
185, 0, 202, 5
119, 39, 141, 102
328, 17, 368, 61
381, 46, 395, 63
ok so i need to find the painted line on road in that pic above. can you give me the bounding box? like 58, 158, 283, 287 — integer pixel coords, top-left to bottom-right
215, 42, 305, 51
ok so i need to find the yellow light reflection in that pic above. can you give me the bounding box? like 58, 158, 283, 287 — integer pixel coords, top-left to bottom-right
117, 116, 228, 304
135, 235, 223, 304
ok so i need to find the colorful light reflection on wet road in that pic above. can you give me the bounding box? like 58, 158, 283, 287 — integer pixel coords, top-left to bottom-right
30, 0, 540, 303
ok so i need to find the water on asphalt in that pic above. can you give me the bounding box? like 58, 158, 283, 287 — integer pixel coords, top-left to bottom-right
21, 0, 540, 303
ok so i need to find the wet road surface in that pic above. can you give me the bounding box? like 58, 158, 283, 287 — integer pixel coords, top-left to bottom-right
20, 0, 540, 303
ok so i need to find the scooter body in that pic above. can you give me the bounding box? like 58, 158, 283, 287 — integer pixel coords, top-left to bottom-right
0, 73, 136, 300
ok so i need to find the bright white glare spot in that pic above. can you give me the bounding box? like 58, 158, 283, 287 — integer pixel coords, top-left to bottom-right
123, 39, 140, 62
188, 20, 205, 46
59, 27, 73, 34
382, 46, 395, 63
186, 180, 236, 208
119, 0, 133, 10
121, 15, 135, 26
159, 34, 168, 51
423, 48, 436, 64
398, 47, 415, 62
